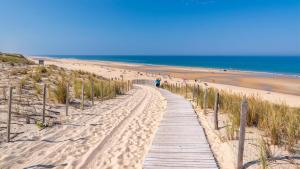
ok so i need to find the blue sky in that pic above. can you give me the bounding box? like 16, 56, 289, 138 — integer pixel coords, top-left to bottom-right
0, 0, 299, 55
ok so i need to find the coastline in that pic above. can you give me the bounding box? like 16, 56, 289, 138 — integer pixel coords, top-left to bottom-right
29, 56, 300, 107
31, 55, 300, 77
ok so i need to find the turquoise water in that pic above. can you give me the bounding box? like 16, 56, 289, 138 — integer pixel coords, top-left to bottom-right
45, 55, 300, 76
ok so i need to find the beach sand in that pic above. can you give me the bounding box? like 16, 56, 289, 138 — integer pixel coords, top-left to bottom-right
1, 56, 298, 169
32, 57, 300, 107
0, 85, 166, 169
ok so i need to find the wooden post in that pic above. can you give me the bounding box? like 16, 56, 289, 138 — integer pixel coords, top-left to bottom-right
114, 81, 116, 97
101, 81, 104, 100
108, 80, 111, 97
3, 87, 7, 100
91, 80, 94, 106
203, 88, 208, 114
214, 92, 220, 130
175, 83, 177, 93
196, 84, 200, 106
237, 97, 248, 169
66, 83, 69, 116
81, 80, 84, 110
185, 84, 187, 98
42, 84, 46, 124
7, 86, 12, 142
192, 84, 195, 101
127, 80, 129, 91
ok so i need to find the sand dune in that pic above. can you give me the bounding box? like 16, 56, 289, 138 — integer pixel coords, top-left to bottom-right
0, 85, 166, 169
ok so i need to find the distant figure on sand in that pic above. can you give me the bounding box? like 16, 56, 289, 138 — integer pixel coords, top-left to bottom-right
155, 78, 161, 87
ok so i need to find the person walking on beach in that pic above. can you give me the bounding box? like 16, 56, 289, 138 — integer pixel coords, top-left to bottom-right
155, 78, 161, 88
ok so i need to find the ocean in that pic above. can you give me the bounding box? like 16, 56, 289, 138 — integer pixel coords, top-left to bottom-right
45, 55, 300, 76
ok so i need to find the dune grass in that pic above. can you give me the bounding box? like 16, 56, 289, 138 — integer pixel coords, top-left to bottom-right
0, 52, 35, 65
162, 83, 300, 151
52, 75, 68, 104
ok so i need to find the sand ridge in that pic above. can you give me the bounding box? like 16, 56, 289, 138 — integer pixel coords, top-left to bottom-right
0, 85, 166, 169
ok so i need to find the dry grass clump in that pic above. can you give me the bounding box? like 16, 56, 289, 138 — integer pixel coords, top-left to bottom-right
33, 83, 42, 95
162, 83, 300, 150
35, 66, 47, 74
52, 75, 68, 103
259, 138, 272, 169
71, 71, 127, 101
10, 68, 29, 76
0, 52, 35, 65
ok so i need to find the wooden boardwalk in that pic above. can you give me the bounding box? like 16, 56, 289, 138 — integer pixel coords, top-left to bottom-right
143, 89, 218, 169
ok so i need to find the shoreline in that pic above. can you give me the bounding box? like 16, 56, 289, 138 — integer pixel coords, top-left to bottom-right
29, 56, 300, 107
30, 55, 300, 78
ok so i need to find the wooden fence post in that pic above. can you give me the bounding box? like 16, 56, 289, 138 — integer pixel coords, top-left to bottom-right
192, 83, 195, 101
214, 92, 220, 130
237, 97, 248, 169
196, 84, 199, 106
185, 84, 187, 98
42, 84, 46, 124
101, 81, 104, 100
3, 87, 7, 100
114, 81, 116, 97
203, 88, 208, 114
81, 80, 84, 110
127, 80, 130, 91
7, 86, 12, 142
108, 79, 111, 97
91, 80, 94, 106
66, 83, 69, 116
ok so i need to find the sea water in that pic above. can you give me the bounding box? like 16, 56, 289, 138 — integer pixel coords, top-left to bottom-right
45, 55, 300, 76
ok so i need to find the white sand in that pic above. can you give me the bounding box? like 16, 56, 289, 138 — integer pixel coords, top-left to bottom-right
0, 85, 166, 169
37, 57, 300, 107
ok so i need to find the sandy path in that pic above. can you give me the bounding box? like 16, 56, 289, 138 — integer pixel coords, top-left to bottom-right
0, 85, 166, 169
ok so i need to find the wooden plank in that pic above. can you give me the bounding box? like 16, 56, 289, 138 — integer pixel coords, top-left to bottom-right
143, 89, 218, 169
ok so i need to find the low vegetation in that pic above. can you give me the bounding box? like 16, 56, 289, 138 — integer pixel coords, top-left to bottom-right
0, 52, 35, 65
1, 60, 130, 132
162, 83, 300, 152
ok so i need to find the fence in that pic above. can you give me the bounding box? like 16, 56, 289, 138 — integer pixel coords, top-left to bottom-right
132, 79, 155, 86
0, 79, 133, 143
161, 82, 300, 169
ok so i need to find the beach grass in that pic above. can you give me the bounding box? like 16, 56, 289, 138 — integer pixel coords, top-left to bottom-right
162, 83, 300, 151
0, 52, 35, 65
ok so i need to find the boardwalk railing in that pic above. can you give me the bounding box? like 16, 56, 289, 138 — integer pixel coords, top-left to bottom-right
132, 79, 154, 86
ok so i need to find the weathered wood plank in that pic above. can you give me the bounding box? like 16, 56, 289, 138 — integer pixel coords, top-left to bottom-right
143, 89, 218, 169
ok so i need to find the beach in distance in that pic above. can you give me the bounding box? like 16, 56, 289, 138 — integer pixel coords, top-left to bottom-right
33, 55, 300, 107
1, 1, 300, 168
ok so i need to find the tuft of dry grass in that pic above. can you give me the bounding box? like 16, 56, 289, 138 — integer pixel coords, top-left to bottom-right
32, 72, 42, 82
259, 138, 271, 169
161, 82, 300, 148
0, 53, 35, 65
33, 83, 42, 95
53, 75, 68, 104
